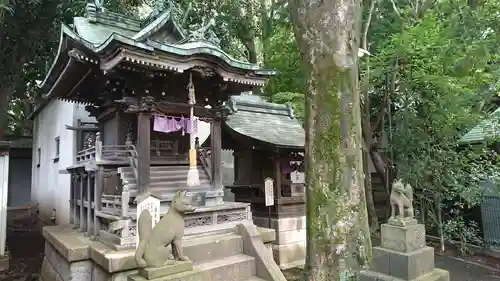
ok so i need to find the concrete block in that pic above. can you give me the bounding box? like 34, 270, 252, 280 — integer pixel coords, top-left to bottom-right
42, 225, 92, 262
44, 242, 92, 281
272, 242, 306, 269
252, 216, 306, 232
274, 229, 306, 245
389, 247, 435, 280
381, 223, 426, 253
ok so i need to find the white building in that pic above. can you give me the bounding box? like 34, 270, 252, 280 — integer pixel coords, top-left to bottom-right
30, 101, 96, 224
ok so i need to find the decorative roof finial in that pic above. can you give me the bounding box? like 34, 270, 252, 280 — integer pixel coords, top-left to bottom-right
188, 18, 220, 46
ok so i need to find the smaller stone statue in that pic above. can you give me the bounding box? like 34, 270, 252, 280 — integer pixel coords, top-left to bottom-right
135, 191, 196, 268
390, 179, 414, 219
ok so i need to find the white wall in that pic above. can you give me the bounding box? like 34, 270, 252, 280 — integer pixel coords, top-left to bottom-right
31, 100, 95, 224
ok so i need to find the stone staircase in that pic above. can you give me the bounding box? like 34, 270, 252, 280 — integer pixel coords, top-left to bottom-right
41, 223, 287, 281
178, 232, 266, 281
118, 165, 211, 198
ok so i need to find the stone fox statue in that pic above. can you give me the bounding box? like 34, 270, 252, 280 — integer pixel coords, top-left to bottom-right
390, 179, 414, 218
135, 191, 196, 268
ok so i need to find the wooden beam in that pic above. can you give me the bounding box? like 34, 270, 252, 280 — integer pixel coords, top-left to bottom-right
136, 112, 151, 194
211, 117, 222, 190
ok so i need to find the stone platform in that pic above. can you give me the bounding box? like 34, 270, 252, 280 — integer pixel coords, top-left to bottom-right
253, 216, 305, 270
99, 202, 253, 251
360, 219, 449, 281
39, 223, 285, 281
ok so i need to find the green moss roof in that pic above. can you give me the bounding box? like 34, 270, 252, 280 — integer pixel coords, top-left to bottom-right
459, 107, 500, 144
224, 95, 304, 148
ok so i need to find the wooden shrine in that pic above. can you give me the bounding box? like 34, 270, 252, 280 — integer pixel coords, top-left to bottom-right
35, 1, 275, 250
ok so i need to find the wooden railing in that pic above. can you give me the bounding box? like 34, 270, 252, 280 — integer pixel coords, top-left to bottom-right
125, 138, 139, 180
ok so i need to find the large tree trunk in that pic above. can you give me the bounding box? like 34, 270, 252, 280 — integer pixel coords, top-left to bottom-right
288, 0, 372, 279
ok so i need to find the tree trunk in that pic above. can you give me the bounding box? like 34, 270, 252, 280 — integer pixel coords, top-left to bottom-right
288, 0, 372, 279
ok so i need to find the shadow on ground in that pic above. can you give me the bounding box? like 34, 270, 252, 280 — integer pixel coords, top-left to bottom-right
0, 210, 45, 281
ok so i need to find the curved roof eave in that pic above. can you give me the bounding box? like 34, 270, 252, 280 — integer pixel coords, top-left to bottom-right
68, 25, 276, 74
38, 25, 67, 90
40, 23, 276, 92
223, 121, 305, 150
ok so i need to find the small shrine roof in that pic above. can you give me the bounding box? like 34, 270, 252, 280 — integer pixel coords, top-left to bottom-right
224, 95, 305, 149
39, 3, 275, 92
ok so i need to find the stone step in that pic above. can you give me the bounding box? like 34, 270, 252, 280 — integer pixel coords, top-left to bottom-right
245, 277, 267, 281
121, 168, 209, 178
122, 173, 210, 184
118, 165, 199, 174
183, 233, 243, 263
196, 254, 256, 281
125, 180, 212, 192
142, 254, 255, 281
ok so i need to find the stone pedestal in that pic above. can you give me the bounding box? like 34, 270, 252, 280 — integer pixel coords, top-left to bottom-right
253, 216, 306, 269
360, 220, 450, 281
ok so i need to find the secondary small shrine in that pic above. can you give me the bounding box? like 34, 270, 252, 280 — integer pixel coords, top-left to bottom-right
36, 3, 288, 281
221, 95, 306, 269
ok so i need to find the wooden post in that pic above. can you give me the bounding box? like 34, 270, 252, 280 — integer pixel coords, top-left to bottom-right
93, 168, 103, 236
275, 153, 282, 200
72, 175, 79, 228
210, 117, 222, 190
95, 132, 102, 162
86, 173, 92, 237
79, 173, 84, 232
136, 112, 151, 194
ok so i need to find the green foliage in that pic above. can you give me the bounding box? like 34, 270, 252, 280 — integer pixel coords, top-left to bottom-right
366, 0, 500, 248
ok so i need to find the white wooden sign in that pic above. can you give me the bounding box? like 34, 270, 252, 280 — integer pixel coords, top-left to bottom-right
136, 195, 160, 248
290, 160, 305, 184
264, 177, 274, 207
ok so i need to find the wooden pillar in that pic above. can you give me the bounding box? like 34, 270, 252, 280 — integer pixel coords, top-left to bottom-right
72, 175, 79, 228
79, 173, 84, 232
86, 173, 92, 237
93, 168, 103, 236
275, 153, 282, 199
211, 117, 222, 190
136, 112, 151, 194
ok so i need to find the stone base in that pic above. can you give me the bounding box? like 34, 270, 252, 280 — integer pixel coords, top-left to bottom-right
128, 269, 202, 281
40, 222, 286, 281
360, 268, 450, 281
253, 216, 306, 269
373, 246, 435, 280
0, 253, 9, 272
138, 261, 193, 280
380, 223, 426, 253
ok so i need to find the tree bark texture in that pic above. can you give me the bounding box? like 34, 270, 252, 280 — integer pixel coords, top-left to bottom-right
288, 0, 372, 280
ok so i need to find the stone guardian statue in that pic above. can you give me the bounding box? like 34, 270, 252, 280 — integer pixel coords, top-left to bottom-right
389, 179, 414, 219
135, 190, 196, 268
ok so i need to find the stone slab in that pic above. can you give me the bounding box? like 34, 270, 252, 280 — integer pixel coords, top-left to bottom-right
257, 227, 276, 244
388, 218, 418, 227
252, 216, 306, 232
44, 242, 92, 281
42, 225, 92, 262
373, 246, 435, 280
274, 229, 306, 245
272, 241, 306, 269
381, 223, 425, 253
41, 257, 64, 281
128, 269, 202, 281
360, 268, 449, 281
139, 261, 193, 280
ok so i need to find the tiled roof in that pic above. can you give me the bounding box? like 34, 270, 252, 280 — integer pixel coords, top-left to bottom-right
224, 95, 304, 148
